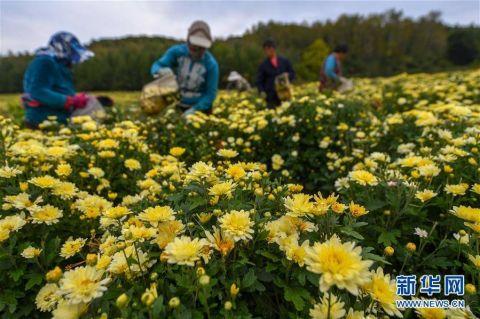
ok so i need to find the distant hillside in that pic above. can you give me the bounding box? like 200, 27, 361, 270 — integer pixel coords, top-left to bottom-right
1, 9, 479, 93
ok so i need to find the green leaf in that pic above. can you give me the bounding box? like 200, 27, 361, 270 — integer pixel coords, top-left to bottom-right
284, 286, 310, 311
25, 273, 43, 290
242, 269, 257, 288
378, 230, 400, 246
151, 296, 164, 317
341, 228, 364, 240
9, 268, 24, 282
364, 252, 390, 265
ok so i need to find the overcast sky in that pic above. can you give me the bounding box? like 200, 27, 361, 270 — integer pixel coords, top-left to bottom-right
1, 0, 479, 54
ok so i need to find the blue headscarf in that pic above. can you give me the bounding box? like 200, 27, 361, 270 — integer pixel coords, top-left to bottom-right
35, 31, 94, 65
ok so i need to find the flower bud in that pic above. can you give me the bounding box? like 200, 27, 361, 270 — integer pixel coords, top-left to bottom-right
224, 301, 233, 310
384, 246, 394, 256
196, 267, 206, 277
169, 297, 180, 308
46, 266, 62, 282
141, 292, 156, 307
406, 242, 416, 252
86, 254, 97, 266
230, 283, 239, 297
465, 283, 476, 294
199, 275, 210, 286
116, 293, 129, 308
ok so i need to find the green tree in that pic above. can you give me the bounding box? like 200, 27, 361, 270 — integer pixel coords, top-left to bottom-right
297, 39, 330, 81
447, 29, 479, 65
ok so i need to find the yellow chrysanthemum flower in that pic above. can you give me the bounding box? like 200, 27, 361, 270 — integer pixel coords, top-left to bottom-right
169, 147, 186, 157
444, 183, 469, 196
309, 294, 346, 319
205, 226, 235, 256
415, 189, 438, 202
154, 220, 185, 249
284, 194, 315, 218
96, 138, 119, 149
88, 167, 105, 179
271, 154, 284, 170
349, 202, 368, 218
59, 266, 110, 304
415, 301, 447, 319
468, 254, 480, 268
209, 181, 236, 199
346, 308, 365, 319
349, 170, 379, 186
55, 163, 72, 177
21, 246, 42, 258
52, 182, 77, 199
52, 300, 88, 319
450, 206, 480, 223
363, 268, 402, 317
36, 283, 61, 312
0, 214, 27, 233
0, 165, 22, 178
60, 237, 87, 259
29, 175, 60, 188
163, 236, 209, 266
124, 158, 141, 171
74, 195, 112, 219
219, 210, 254, 242
417, 164, 440, 178
471, 184, 480, 195
226, 164, 246, 180
103, 206, 131, 219
138, 206, 176, 226
305, 235, 373, 295
217, 148, 238, 158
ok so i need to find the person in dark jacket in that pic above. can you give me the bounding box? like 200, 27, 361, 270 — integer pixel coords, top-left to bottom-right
256, 39, 295, 108
22, 32, 94, 128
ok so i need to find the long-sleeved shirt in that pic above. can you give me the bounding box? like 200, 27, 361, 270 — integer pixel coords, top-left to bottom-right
256, 55, 295, 107
150, 44, 219, 112
22, 55, 75, 125
323, 53, 341, 82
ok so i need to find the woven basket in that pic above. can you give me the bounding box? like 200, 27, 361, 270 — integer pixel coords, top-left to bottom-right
140, 74, 179, 115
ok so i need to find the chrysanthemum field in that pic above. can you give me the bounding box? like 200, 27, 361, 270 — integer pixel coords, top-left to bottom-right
1, 70, 479, 318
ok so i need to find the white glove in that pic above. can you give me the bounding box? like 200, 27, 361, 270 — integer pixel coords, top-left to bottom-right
154, 68, 174, 79
183, 107, 196, 117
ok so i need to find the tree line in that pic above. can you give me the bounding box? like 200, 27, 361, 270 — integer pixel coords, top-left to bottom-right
0, 9, 479, 93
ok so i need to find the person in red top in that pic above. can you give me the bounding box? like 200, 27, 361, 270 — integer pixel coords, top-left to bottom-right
256, 39, 295, 108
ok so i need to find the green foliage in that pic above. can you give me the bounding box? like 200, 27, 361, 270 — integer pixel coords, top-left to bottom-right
447, 28, 480, 65
297, 39, 330, 81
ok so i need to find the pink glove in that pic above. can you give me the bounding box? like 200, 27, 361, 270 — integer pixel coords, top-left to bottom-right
72, 93, 89, 109
65, 93, 88, 111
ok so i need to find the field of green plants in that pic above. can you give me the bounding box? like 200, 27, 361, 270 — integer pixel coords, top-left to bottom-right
0, 69, 479, 318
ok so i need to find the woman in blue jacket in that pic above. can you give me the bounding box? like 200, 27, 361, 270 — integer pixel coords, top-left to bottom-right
150, 21, 219, 115
22, 32, 94, 128
319, 44, 349, 92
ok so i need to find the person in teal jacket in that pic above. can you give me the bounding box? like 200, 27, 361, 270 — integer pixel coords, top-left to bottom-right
150, 21, 219, 115
319, 44, 348, 91
22, 32, 94, 128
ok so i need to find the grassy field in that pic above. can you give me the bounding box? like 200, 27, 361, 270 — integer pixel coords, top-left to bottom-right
0, 91, 141, 123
